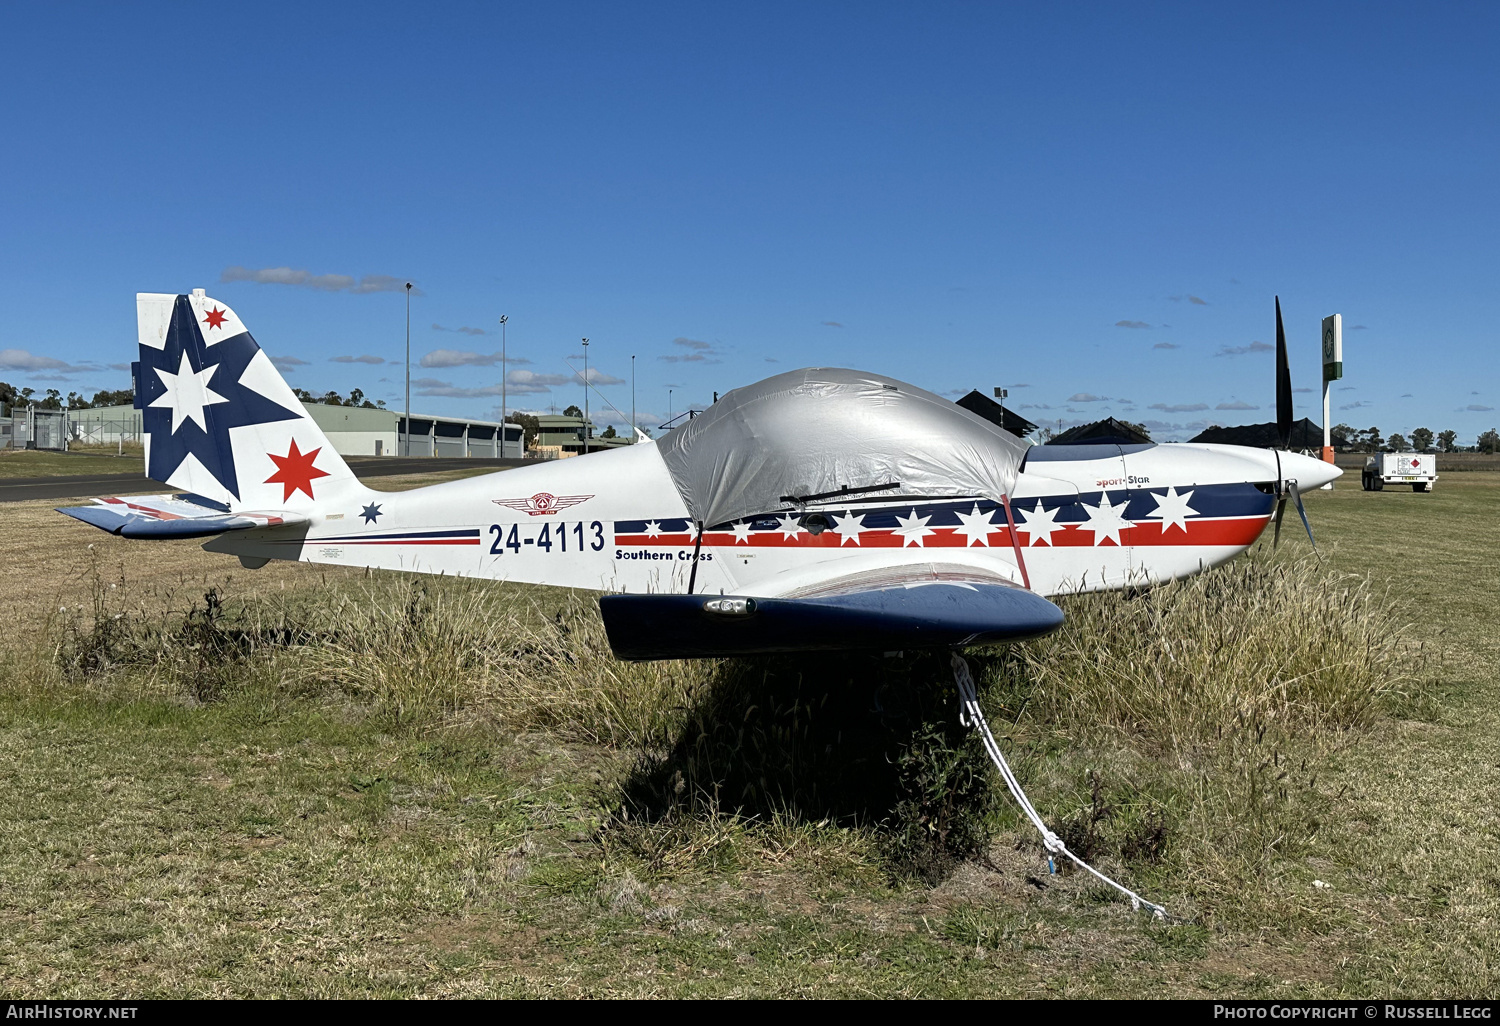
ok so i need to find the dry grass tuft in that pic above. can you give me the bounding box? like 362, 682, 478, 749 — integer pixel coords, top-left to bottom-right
989, 556, 1415, 757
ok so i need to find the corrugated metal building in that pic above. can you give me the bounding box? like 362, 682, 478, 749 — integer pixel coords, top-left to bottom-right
66, 403, 523, 458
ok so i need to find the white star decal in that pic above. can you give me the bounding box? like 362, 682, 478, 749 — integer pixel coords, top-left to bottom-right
775, 515, 806, 542
893, 509, 936, 547
730, 520, 754, 544
149, 350, 229, 434
643, 521, 664, 538
1078, 491, 1134, 546
954, 505, 1003, 547
1140, 486, 1199, 534
1015, 501, 1065, 547
832, 510, 867, 546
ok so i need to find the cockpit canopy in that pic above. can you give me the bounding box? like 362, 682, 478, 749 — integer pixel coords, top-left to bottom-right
657, 367, 1028, 528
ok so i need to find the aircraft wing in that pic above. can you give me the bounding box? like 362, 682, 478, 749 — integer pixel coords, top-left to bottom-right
56, 494, 309, 540
599, 562, 1064, 660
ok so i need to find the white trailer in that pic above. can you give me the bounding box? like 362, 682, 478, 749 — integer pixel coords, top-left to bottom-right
1362, 453, 1438, 492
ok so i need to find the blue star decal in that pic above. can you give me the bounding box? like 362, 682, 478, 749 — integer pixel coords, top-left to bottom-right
361, 502, 383, 524
136, 296, 302, 499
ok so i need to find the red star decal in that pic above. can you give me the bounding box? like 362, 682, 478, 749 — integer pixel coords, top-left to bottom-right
265, 439, 330, 501
203, 306, 228, 330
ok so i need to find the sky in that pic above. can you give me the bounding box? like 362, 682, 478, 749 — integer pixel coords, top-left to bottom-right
2, 2, 1497, 441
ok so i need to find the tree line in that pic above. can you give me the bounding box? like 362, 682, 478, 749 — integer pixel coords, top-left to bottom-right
1330, 424, 1500, 454
0, 383, 136, 410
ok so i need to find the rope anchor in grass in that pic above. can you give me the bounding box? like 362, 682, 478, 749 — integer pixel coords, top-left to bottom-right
950, 651, 1168, 920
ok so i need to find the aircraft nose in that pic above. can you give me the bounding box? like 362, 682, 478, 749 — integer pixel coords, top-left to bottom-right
1282, 450, 1342, 490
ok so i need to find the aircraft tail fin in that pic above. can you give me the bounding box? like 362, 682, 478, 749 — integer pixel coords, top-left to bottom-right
134, 291, 358, 513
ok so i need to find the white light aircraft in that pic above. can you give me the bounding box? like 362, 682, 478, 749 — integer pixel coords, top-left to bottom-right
58, 291, 1340, 660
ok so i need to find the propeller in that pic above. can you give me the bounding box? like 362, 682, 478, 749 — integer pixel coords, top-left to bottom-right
1271, 296, 1317, 552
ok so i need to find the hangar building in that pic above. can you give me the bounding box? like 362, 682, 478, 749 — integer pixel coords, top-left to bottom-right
63, 403, 524, 458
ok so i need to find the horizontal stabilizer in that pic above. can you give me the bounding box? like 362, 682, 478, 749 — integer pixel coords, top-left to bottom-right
57, 494, 308, 540
599, 581, 1064, 661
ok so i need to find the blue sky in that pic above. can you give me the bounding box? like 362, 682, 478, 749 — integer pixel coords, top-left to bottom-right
2, 2, 1497, 440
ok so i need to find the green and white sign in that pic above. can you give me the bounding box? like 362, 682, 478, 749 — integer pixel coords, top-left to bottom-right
1321, 313, 1343, 381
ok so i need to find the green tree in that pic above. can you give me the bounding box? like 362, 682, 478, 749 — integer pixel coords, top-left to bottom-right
600, 424, 617, 438
66, 391, 91, 410
1437, 429, 1458, 452
504, 412, 539, 447
0, 381, 18, 407
1360, 427, 1383, 453
1388, 433, 1409, 452
563, 405, 583, 418
1479, 429, 1500, 455
1331, 423, 1356, 449
1410, 427, 1434, 452
90, 387, 134, 407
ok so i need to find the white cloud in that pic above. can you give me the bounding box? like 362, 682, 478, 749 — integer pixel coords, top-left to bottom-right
1115, 320, 1151, 329
1215, 400, 1259, 411
1153, 342, 1180, 350
420, 349, 530, 368
1216, 341, 1274, 356
0, 348, 80, 372
1150, 402, 1210, 413
660, 336, 724, 365
220, 266, 419, 295
433, 323, 488, 336
330, 354, 385, 365
1069, 393, 1108, 402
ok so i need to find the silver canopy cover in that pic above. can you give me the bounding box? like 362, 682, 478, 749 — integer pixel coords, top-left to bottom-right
656, 367, 1028, 528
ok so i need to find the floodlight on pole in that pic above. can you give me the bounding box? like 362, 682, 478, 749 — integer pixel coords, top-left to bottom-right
404, 282, 412, 457
581, 338, 589, 454
499, 314, 508, 454
631, 355, 636, 440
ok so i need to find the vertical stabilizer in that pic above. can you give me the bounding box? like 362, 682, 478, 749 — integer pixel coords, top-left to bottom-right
134, 291, 357, 512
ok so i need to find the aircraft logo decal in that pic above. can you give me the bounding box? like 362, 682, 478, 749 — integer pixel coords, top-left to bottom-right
265, 439, 330, 501
493, 493, 593, 516
361, 502, 383, 524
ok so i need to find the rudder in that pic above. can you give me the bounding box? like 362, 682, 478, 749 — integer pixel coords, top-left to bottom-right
134, 290, 357, 512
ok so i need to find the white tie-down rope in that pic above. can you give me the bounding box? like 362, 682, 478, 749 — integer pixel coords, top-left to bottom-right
951, 651, 1167, 920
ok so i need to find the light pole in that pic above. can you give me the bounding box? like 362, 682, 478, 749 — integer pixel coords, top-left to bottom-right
993, 386, 1008, 432
581, 338, 589, 453
499, 314, 508, 454
669, 388, 673, 427
631, 354, 636, 440
404, 282, 412, 456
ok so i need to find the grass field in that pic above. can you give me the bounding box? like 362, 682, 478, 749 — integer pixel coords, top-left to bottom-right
0, 448, 143, 478
0, 471, 1495, 998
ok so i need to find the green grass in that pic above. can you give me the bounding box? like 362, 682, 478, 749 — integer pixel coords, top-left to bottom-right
0, 449, 144, 478
0, 474, 1495, 997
